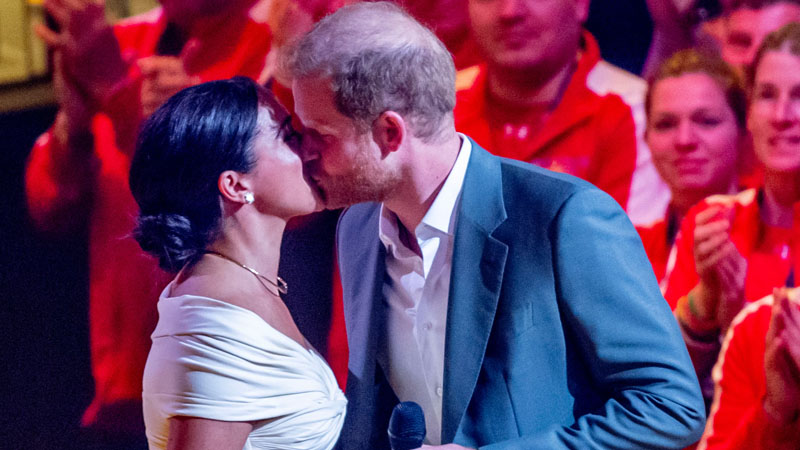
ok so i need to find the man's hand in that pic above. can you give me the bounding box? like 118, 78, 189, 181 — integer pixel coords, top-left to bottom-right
764, 287, 800, 426
138, 54, 200, 117
37, 0, 128, 104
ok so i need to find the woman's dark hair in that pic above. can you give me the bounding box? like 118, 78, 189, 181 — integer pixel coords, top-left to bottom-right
129, 77, 276, 272
749, 22, 800, 88
646, 49, 748, 130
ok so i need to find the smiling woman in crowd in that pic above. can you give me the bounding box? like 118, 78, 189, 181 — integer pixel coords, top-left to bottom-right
662, 23, 800, 406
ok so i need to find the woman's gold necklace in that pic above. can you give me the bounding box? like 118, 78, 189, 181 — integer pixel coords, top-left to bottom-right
204, 251, 288, 298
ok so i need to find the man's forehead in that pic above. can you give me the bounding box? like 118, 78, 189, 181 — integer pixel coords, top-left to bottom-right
292, 77, 348, 130
292, 78, 332, 115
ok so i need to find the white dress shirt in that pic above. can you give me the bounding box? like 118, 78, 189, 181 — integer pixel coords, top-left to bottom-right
377, 135, 472, 445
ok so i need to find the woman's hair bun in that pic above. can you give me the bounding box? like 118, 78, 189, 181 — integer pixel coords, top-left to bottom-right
133, 213, 205, 273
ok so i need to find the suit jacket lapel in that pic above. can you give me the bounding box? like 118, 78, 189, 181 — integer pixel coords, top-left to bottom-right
342, 204, 386, 383
441, 142, 508, 443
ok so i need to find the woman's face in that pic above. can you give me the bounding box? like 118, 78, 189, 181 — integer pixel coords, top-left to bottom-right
646, 72, 741, 198
749, 49, 800, 174
246, 104, 322, 219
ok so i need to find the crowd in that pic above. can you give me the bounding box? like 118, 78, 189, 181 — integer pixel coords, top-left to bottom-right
23, 0, 799, 449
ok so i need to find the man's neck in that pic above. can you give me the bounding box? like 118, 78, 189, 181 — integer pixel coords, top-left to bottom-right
384, 131, 462, 235
486, 53, 579, 108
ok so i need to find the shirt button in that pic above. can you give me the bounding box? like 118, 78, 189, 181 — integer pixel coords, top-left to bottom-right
436, 387, 443, 397
424, 322, 433, 331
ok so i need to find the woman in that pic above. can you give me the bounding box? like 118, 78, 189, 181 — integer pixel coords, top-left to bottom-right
129, 77, 346, 450
663, 23, 800, 405
640, 49, 746, 285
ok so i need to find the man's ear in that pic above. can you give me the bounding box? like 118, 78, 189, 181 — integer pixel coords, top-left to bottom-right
218, 170, 252, 205
371, 111, 406, 157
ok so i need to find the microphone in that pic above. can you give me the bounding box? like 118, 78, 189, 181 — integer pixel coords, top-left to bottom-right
388, 401, 426, 450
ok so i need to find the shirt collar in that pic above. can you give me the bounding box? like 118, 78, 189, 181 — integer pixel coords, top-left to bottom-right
420, 133, 471, 234
379, 134, 472, 250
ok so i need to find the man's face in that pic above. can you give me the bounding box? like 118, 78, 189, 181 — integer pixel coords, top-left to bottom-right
468, 0, 589, 72
722, 2, 800, 74
292, 77, 401, 209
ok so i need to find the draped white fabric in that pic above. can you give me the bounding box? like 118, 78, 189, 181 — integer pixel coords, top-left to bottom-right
143, 286, 346, 450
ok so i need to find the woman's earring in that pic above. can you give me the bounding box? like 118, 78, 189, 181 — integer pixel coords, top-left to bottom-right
243, 192, 255, 204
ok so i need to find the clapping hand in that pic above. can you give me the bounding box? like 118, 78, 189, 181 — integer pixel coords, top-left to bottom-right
36, 0, 128, 105
692, 204, 747, 330
764, 287, 800, 425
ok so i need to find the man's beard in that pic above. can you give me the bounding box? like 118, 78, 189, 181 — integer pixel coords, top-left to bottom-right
321, 149, 401, 209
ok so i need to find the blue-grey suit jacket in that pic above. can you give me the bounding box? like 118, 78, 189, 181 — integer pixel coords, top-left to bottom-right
336, 140, 705, 449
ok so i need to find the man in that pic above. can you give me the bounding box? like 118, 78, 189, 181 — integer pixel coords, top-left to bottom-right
455, 0, 669, 226
643, 0, 800, 80
26, 0, 271, 447
718, 0, 800, 75
288, 2, 705, 448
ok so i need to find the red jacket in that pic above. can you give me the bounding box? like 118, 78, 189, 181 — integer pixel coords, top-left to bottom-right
25, 7, 272, 427
454, 31, 669, 225
699, 296, 800, 449
636, 210, 679, 286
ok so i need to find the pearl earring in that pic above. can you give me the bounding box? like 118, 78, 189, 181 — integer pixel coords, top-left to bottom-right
243, 192, 255, 204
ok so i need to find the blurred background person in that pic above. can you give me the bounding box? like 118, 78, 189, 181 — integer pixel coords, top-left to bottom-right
663, 22, 800, 406
645, 0, 800, 189
643, 0, 800, 78
456, 0, 669, 226
718, 0, 800, 76
24, 0, 273, 448
698, 287, 800, 449
639, 49, 746, 285
644, 0, 731, 77
131, 77, 345, 450
392, 0, 482, 70
715, 0, 800, 188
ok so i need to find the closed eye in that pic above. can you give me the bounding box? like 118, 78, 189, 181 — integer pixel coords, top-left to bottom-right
278, 116, 302, 148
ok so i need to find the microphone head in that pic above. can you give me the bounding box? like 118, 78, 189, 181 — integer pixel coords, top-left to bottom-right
388, 401, 426, 450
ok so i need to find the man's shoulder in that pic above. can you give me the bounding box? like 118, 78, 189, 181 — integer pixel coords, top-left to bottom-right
486, 147, 596, 193
469, 144, 602, 215
584, 59, 647, 108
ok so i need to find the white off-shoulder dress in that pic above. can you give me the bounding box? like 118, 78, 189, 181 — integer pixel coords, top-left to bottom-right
142, 283, 346, 450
